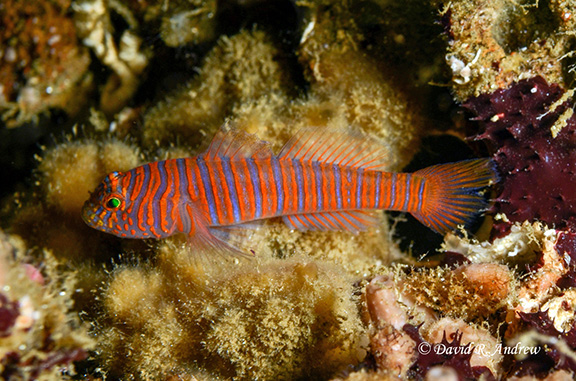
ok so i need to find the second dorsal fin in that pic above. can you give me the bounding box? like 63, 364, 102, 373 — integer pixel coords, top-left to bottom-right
205, 123, 273, 160
278, 127, 390, 170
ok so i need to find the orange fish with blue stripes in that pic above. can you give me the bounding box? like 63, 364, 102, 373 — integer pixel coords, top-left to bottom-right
82, 126, 497, 254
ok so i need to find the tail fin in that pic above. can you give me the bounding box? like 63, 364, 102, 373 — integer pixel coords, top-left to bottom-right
412, 159, 497, 235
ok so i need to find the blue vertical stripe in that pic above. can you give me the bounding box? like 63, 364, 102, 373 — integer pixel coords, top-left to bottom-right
176, 159, 188, 199
220, 156, 241, 223
152, 161, 168, 230
417, 179, 425, 212
333, 165, 342, 209
402, 174, 411, 211
313, 162, 323, 210
355, 168, 364, 208
163, 161, 177, 230
389, 173, 396, 209
187, 159, 201, 199
246, 159, 262, 219
197, 156, 219, 224
346, 170, 352, 205
293, 159, 304, 212
174, 159, 190, 230
374, 171, 381, 209
272, 158, 284, 215
126, 169, 138, 198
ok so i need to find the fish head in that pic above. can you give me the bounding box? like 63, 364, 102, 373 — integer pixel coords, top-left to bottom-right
82, 171, 137, 238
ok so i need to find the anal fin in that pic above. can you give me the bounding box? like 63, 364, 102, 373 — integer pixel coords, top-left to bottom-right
283, 210, 380, 233
187, 226, 257, 260
179, 202, 257, 260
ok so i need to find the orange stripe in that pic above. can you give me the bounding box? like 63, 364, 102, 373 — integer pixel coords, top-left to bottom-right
368, 172, 376, 209
316, 139, 339, 162
127, 168, 144, 215
318, 163, 330, 212
310, 162, 319, 211
295, 213, 307, 228
326, 212, 340, 229
159, 161, 172, 233
350, 170, 358, 208
280, 160, 291, 213
302, 162, 316, 212
322, 166, 331, 209
301, 162, 310, 212
341, 147, 365, 168
283, 134, 304, 157
361, 172, 369, 209
145, 162, 161, 228
216, 159, 234, 224
268, 158, 278, 216
135, 167, 152, 232
340, 168, 350, 209
170, 160, 181, 232
289, 161, 298, 214
298, 130, 322, 158
351, 148, 380, 169
109, 214, 118, 230
304, 213, 326, 230
393, 173, 407, 210
191, 159, 209, 218
382, 173, 393, 209
326, 166, 336, 209
406, 177, 419, 212
309, 139, 331, 163
184, 159, 197, 200
389, 173, 400, 210
230, 159, 248, 221
243, 158, 257, 220
136, 166, 152, 232
254, 159, 268, 216
255, 159, 275, 217
120, 172, 131, 191
206, 161, 226, 224
324, 139, 347, 163
337, 211, 361, 231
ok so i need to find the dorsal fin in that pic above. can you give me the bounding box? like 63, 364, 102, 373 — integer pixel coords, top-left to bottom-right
278, 127, 390, 170
205, 123, 273, 160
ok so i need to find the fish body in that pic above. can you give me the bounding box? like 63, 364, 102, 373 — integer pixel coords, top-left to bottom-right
82, 127, 496, 254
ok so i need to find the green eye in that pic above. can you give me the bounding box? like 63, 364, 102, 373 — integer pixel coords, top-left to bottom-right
106, 197, 121, 209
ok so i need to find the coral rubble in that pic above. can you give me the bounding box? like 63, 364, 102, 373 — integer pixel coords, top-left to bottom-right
443, 0, 576, 101
0, 232, 95, 379
0, 0, 92, 127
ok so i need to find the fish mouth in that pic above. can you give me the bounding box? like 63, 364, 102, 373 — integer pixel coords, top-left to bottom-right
81, 203, 96, 225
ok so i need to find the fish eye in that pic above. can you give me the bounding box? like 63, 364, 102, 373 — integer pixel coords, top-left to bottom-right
105, 196, 122, 210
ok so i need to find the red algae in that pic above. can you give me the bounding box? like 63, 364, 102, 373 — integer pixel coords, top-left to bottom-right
465, 76, 576, 236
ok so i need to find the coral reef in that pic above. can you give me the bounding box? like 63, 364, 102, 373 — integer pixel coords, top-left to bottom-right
443, 0, 576, 101
357, 222, 576, 380
0, 231, 95, 379
4, 0, 576, 379
0, 0, 92, 127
